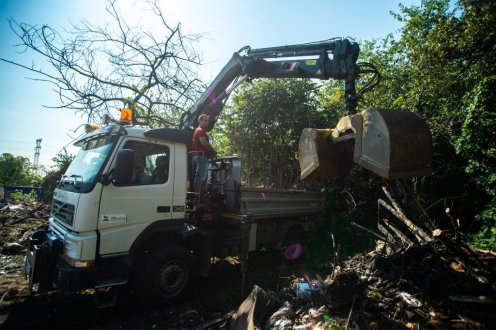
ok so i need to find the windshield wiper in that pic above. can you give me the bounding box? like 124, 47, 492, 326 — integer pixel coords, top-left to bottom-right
70, 174, 84, 189
59, 175, 68, 187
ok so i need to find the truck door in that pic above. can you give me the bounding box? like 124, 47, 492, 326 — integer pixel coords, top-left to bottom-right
97, 139, 174, 254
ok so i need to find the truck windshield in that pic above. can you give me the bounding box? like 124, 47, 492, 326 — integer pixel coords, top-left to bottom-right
61, 135, 117, 192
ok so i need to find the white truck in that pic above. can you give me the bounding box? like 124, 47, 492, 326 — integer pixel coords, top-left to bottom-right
25, 37, 431, 305
25, 123, 322, 305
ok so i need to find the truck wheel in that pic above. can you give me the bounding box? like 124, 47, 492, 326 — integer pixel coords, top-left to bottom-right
134, 245, 196, 305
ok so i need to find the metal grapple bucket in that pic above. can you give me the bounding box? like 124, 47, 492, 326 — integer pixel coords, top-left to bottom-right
354, 108, 432, 179
298, 128, 355, 181
299, 108, 432, 180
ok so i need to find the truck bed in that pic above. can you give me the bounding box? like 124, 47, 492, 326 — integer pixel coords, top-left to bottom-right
238, 187, 323, 219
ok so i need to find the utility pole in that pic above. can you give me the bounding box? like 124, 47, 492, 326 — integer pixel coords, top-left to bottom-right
34, 138, 42, 175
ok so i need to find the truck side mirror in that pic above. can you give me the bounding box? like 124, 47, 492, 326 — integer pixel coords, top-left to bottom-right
114, 149, 134, 184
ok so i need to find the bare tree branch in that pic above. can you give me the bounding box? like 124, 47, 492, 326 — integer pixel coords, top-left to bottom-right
1, 0, 204, 127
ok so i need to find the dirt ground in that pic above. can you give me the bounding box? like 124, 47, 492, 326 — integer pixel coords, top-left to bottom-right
0, 201, 324, 330
0, 244, 290, 330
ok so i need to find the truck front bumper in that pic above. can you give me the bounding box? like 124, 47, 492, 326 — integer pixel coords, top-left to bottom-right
25, 230, 97, 293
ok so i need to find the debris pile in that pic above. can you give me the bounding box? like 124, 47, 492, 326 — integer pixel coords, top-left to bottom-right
0, 196, 495, 329
224, 186, 496, 329
0, 200, 48, 257
226, 238, 495, 329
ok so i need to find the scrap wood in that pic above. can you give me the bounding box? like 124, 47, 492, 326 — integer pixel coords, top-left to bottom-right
6, 214, 30, 225
350, 221, 388, 242
382, 186, 405, 216
433, 229, 493, 280
394, 182, 437, 231
381, 218, 414, 248
376, 224, 396, 248
378, 199, 431, 242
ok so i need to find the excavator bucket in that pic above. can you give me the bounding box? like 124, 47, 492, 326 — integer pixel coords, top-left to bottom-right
299, 108, 432, 181
353, 108, 432, 179
299, 128, 355, 180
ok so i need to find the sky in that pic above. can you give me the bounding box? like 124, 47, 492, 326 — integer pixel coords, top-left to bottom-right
0, 0, 419, 169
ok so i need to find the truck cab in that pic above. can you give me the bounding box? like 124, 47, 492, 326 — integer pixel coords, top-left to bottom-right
25, 124, 211, 300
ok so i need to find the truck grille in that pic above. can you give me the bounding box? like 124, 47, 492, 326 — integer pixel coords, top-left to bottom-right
51, 198, 75, 226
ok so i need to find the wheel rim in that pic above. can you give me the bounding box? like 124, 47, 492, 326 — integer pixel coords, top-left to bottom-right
155, 260, 188, 298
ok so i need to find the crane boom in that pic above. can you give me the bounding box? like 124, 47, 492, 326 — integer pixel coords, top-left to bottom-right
180, 38, 362, 131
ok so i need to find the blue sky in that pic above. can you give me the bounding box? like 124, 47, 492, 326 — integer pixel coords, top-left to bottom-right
0, 0, 419, 167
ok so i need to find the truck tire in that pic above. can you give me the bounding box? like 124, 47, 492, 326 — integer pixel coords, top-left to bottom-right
134, 244, 196, 305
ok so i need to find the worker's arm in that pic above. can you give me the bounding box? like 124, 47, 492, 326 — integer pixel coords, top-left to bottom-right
199, 136, 216, 157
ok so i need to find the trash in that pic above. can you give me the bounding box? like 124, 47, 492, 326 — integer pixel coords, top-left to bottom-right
399, 292, 422, 307
272, 317, 292, 329
229, 285, 280, 330
267, 302, 295, 328
308, 305, 329, 323
2, 242, 24, 255
295, 282, 313, 301
283, 243, 304, 261
405, 310, 415, 319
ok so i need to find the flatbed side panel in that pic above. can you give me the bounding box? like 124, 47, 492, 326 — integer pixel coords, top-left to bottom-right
238, 188, 323, 218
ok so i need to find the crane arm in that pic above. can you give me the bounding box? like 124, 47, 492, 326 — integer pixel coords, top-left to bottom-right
180, 38, 362, 131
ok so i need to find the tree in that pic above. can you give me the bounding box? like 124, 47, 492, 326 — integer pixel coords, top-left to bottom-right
219, 79, 325, 188
0, 153, 42, 186
41, 149, 75, 203
1, 0, 204, 127
455, 76, 496, 247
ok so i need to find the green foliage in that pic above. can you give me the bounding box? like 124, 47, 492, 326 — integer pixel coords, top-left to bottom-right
10, 190, 38, 202
379, 0, 496, 238
467, 215, 496, 251
218, 79, 327, 188
455, 76, 496, 197
41, 149, 75, 203
358, 36, 413, 110
308, 0, 496, 251
51, 149, 75, 174
299, 180, 377, 271
455, 76, 496, 249
0, 153, 42, 186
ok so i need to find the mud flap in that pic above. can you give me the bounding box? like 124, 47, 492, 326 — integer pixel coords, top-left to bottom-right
24, 230, 63, 294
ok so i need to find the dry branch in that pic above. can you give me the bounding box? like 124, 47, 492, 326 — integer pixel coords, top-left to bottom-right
378, 199, 431, 242
351, 221, 388, 242
381, 219, 414, 248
